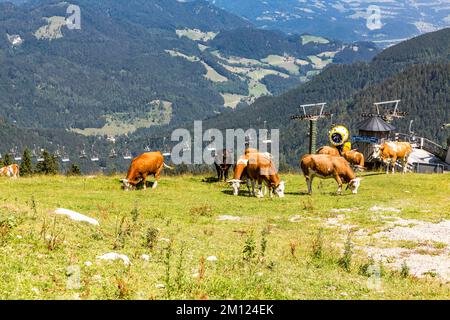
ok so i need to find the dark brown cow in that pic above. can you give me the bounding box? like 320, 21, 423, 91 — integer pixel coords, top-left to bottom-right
121, 152, 173, 191
214, 149, 233, 182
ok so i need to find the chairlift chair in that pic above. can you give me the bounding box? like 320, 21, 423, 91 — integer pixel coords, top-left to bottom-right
109, 148, 117, 159
37, 153, 45, 162
123, 150, 132, 160
91, 155, 99, 162
79, 150, 87, 159
12, 147, 22, 161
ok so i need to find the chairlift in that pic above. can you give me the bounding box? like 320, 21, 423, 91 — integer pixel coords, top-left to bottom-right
12, 147, 21, 161
90, 143, 100, 162
123, 150, 132, 160
109, 148, 117, 159
79, 150, 87, 159
58, 146, 70, 163
37, 148, 45, 162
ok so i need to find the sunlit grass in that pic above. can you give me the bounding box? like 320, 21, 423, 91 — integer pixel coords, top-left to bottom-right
0, 173, 448, 299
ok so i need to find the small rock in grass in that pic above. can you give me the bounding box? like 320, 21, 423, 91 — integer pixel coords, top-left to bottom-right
289, 215, 301, 223
84, 261, 93, 267
31, 288, 39, 294
207, 256, 218, 262
370, 206, 401, 213
96, 253, 131, 266
54, 208, 99, 226
217, 215, 241, 222
156, 284, 165, 289
141, 254, 150, 261
16, 235, 23, 239
330, 208, 354, 213
92, 275, 103, 282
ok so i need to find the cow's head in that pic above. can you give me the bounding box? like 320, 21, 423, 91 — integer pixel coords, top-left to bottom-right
274, 181, 285, 198
227, 179, 242, 196
372, 145, 382, 160
347, 178, 361, 194
120, 179, 134, 191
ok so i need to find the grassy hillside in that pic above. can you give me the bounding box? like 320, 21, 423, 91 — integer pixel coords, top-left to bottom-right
0, 174, 449, 299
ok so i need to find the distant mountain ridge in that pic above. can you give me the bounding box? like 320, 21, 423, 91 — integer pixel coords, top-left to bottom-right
207, 0, 450, 44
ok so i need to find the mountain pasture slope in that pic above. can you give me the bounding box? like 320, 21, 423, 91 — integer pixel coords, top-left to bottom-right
0, 173, 448, 299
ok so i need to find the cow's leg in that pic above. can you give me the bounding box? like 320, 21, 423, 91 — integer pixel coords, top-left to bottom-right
257, 178, 264, 198
140, 173, 148, 190
153, 167, 163, 189
224, 167, 229, 182
334, 174, 343, 195
306, 175, 313, 195
392, 156, 397, 174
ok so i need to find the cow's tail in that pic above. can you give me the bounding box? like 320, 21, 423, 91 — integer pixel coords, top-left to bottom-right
163, 163, 174, 170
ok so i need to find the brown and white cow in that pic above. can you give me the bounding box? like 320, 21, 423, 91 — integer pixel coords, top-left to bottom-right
121, 152, 173, 191
342, 150, 365, 171
0, 164, 19, 179
229, 152, 285, 198
317, 146, 340, 156
373, 141, 412, 174
300, 154, 361, 195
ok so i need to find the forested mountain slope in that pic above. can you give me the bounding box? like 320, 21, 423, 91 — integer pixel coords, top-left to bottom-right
0, 0, 376, 135
125, 28, 450, 167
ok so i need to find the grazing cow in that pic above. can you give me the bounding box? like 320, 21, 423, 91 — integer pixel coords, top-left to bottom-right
373, 141, 412, 174
317, 146, 340, 156
229, 155, 256, 196
342, 150, 365, 171
229, 152, 285, 198
0, 164, 19, 179
121, 152, 173, 191
214, 149, 233, 182
300, 154, 361, 195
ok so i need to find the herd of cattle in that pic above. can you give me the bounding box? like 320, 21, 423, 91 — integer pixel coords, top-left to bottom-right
117, 140, 413, 197
0, 140, 413, 197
